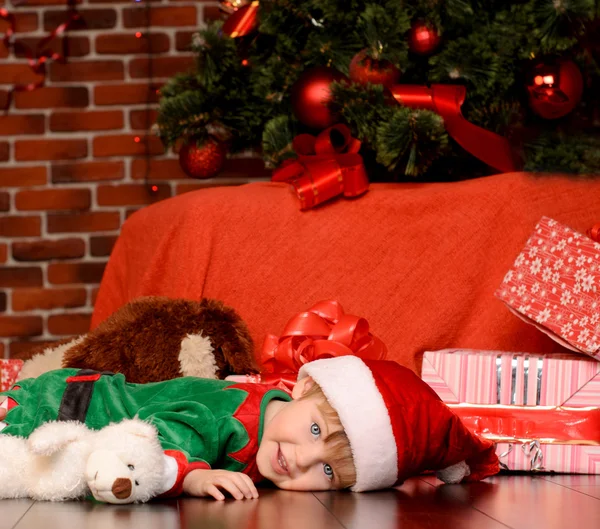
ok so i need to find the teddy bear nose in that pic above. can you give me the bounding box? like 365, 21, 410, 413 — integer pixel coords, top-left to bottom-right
111, 478, 133, 500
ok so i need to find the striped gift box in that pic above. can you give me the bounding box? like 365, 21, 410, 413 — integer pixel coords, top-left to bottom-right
421, 349, 600, 474
0, 359, 24, 392
495, 216, 600, 361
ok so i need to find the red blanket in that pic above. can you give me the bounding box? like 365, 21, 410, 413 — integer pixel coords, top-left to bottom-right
92, 172, 600, 374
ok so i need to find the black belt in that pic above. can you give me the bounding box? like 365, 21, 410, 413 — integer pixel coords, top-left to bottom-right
57, 369, 114, 422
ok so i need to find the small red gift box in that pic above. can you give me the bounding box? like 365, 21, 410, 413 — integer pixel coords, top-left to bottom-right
1, 359, 24, 392
495, 216, 600, 361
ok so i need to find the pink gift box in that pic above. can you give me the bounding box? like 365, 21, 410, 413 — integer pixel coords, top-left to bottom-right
421, 349, 600, 474
495, 216, 600, 361
0, 359, 24, 392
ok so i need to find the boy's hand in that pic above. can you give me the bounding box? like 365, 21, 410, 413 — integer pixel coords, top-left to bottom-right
0, 396, 6, 420
182, 469, 259, 501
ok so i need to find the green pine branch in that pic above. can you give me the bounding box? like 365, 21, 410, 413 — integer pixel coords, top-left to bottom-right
155, 0, 600, 180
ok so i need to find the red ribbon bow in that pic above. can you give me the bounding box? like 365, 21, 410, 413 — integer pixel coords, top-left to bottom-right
587, 223, 600, 243
390, 84, 519, 173
241, 300, 385, 392
271, 125, 369, 210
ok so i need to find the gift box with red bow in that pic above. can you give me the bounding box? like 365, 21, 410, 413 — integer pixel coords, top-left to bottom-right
495, 216, 600, 361
421, 349, 600, 474
0, 359, 24, 392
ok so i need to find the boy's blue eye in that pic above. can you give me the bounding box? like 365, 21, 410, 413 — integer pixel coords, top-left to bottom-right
323, 463, 333, 479
310, 422, 321, 436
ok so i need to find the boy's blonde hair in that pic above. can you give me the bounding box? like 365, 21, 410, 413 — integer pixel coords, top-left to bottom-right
299, 381, 356, 489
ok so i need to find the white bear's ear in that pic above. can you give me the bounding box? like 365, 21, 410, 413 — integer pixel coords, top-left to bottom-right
116, 419, 157, 440
435, 460, 471, 484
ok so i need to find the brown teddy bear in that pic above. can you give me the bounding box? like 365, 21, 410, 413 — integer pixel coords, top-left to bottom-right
17, 296, 258, 384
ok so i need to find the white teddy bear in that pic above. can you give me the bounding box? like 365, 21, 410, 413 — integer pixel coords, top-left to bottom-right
0, 418, 168, 503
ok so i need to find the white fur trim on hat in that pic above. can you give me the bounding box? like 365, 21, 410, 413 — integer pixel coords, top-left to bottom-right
298, 356, 397, 491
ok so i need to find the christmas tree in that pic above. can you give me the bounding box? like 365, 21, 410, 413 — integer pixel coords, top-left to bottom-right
157, 0, 600, 182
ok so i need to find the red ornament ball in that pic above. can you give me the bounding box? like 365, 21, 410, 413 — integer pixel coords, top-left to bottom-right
527, 59, 584, 119
408, 21, 441, 55
291, 66, 346, 129
179, 138, 228, 179
349, 49, 401, 88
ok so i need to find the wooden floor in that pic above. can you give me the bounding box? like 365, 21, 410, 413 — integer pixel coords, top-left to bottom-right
1, 474, 599, 529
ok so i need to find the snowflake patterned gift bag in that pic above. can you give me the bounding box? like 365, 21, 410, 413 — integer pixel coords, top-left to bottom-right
0, 359, 24, 392
495, 217, 600, 361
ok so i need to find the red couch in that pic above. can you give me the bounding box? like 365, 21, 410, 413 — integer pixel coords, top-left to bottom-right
92, 172, 600, 374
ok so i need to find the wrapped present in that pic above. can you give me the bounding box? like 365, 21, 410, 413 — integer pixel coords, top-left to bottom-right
421, 349, 600, 474
495, 216, 600, 361
1, 359, 24, 392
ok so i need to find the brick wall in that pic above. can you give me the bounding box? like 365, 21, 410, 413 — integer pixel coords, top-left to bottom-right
0, 0, 269, 360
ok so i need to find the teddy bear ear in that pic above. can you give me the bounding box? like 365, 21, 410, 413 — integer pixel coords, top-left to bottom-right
117, 419, 158, 440
435, 460, 471, 484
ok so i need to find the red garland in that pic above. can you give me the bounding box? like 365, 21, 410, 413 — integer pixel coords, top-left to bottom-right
390, 84, 520, 173
0, 7, 80, 110
271, 124, 369, 210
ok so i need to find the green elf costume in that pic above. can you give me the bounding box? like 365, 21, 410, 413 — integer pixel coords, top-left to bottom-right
0, 368, 291, 497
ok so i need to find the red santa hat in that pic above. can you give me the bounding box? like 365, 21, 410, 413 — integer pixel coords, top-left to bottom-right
298, 356, 500, 492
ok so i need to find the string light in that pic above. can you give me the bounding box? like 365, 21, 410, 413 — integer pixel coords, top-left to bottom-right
534, 75, 555, 86
131, 0, 159, 195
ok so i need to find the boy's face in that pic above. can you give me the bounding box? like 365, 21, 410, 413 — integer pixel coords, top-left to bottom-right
256, 377, 345, 491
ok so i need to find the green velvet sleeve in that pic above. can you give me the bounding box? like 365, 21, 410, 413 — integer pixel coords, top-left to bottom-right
136, 400, 218, 466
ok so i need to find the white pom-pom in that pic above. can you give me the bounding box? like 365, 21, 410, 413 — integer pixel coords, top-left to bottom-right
435, 460, 471, 484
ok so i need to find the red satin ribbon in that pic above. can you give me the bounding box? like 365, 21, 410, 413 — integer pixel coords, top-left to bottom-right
222, 1, 259, 38
586, 223, 600, 243
450, 404, 600, 444
0, 8, 80, 110
390, 84, 519, 173
260, 300, 387, 386
225, 373, 298, 393
272, 125, 369, 210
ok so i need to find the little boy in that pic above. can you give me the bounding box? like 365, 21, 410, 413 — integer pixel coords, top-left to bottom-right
0, 356, 499, 500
